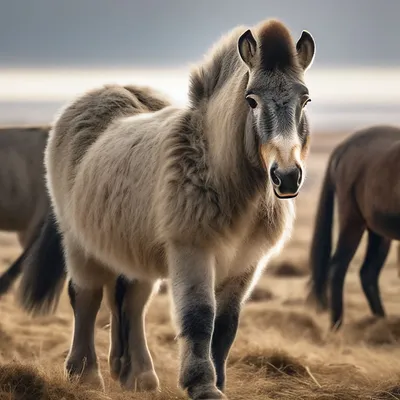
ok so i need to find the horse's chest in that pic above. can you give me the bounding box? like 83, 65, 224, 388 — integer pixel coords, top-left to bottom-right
231, 203, 293, 277
214, 219, 286, 284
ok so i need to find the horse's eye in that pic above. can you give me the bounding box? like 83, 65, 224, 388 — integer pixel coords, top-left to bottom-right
301, 95, 311, 108
246, 96, 258, 109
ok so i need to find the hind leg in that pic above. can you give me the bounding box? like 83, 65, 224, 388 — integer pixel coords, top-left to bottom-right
168, 243, 225, 400
360, 231, 390, 318
105, 276, 159, 392
64, 238, 111, 389
66, 279, 104, 389
329, 217, 364, 331
212, 270, 254, 392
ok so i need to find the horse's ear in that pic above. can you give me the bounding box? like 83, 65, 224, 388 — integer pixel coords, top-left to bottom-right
238, 29, 258, 68
296, 30, 315, 71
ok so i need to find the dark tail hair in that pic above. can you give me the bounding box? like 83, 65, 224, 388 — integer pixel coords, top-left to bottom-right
17, 212, 66, 316
307, 154, 336, 310
0, 250, 26, 296
0, 221, 46, 296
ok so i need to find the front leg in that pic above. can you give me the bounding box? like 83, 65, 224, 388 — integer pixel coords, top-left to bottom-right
167, 243, 226, 400
212, 269, 255, 392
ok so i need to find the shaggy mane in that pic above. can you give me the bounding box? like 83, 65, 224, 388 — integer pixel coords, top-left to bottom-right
188, 26, 247, 107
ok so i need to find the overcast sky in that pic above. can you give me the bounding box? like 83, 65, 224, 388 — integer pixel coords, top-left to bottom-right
1, 0, 400, 68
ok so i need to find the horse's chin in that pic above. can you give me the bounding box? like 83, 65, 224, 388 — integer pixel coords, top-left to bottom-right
273, 188, 298, 200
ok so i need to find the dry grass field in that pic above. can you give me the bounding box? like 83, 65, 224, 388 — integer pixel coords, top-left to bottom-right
1, 131, 400, 400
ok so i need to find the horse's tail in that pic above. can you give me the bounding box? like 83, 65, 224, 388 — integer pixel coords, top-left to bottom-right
0, 251, 25, 296
0, 220, 47, 296
17, 212, 66, 316
307, 153, 336, 310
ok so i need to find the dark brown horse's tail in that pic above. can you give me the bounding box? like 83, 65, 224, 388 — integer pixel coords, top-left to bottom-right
0, 221, 46, 296
0, 251, 25, 296
17, 212, 66, 316
307, 154, 336, 310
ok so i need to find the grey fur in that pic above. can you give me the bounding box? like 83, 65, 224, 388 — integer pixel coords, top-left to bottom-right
37, 19, 315, 399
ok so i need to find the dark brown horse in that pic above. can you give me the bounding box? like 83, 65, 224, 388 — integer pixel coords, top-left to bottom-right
0, 126, 53, 295
397, 243, 400, 277
308, 125, 400, 330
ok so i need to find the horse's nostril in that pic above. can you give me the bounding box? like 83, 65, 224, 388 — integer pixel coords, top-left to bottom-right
296, 167, 302, 185
271, 166, 302, 196
270, 167, 281, 186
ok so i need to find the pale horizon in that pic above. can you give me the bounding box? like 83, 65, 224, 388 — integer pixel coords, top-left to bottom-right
3, 66, 400, 132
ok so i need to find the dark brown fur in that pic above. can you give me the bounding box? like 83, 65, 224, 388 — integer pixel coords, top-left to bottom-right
308, 125, 400, 330
0, 126, 51, 295
258, 20, 297, 71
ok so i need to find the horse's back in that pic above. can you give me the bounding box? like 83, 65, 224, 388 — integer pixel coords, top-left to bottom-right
331, 125, 400, 233
47, 85, 169, 216
333, 125, 400, 163
46, 85, 173, 277
0, 126, 49, 231
331, 125, 400, 185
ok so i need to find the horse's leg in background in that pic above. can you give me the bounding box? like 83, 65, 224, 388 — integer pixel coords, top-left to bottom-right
168, 243, 225, 400
105, 276, 159, 391
359, 231, 390, 318
64, 237, 110, 390
329, 207, 364, 330
212, 269, 255, 392
397, 242, 400, 278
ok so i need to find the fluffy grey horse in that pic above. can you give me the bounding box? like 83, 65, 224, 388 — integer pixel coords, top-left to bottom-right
17, 19, 315, 400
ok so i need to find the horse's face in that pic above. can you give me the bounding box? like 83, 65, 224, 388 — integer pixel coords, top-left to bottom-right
238, 26, 315, 199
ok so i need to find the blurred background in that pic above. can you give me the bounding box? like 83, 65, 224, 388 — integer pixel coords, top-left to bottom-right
1, 0, 400, 132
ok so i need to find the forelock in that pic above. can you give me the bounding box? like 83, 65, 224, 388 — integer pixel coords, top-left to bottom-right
256, 20, 298, 72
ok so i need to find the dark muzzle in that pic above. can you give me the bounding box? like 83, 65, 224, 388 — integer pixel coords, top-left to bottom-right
270, 164, 302, 198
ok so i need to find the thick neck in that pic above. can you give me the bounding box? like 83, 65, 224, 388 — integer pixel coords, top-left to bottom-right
198, 70, 271, 218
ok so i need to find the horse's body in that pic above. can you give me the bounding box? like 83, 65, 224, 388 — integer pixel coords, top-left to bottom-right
308, 125, 400, 330
0, 126, 50, 294
19, 20, 315, 399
